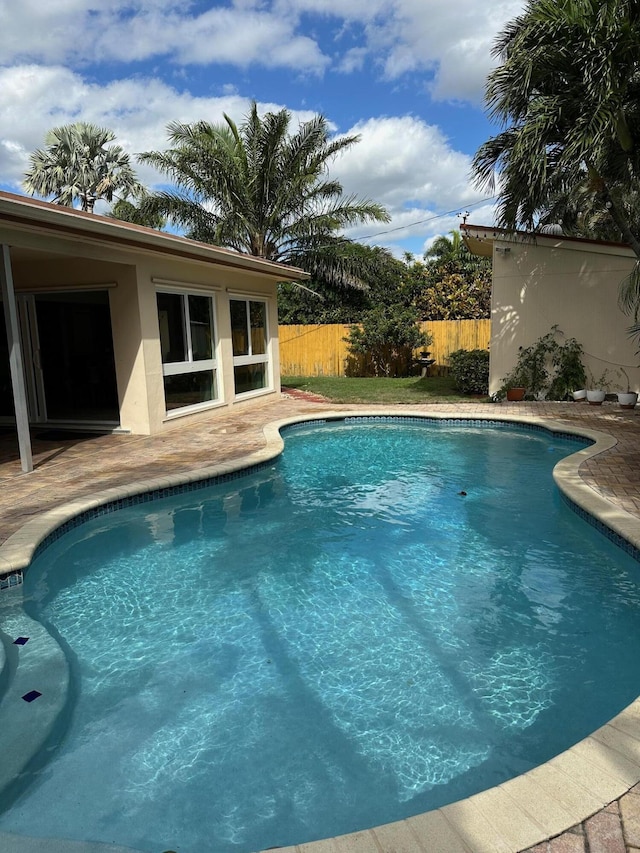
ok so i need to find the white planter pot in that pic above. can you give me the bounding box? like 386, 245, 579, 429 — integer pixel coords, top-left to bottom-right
617, 391, 638, 409
586, 389, 606, 405
572, 389, 587, 401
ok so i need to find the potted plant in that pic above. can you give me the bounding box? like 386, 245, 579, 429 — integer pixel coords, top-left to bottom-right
547, 335, 587, 401
506, 384, 526, 402
616, 367, 638, 409
496, 361, 527, 401
586, 368, 612, 405
496, 328, 558, 401
495, 328, 591, 403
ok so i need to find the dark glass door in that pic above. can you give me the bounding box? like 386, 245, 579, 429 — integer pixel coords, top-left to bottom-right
35, 291, 119, 422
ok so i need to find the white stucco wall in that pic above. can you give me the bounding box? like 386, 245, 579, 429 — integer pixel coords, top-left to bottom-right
136, 256, 281, 434
489, 235, 639, 396
2, 212, 290, 436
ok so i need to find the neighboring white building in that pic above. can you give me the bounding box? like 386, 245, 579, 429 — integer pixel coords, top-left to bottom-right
0, 191, 309, 468
461, 224, 640, 396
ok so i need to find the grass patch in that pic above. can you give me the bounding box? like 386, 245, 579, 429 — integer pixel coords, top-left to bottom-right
282, 375, 488, 404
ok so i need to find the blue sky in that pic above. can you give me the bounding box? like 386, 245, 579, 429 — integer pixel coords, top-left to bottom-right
0, 0, 526, 257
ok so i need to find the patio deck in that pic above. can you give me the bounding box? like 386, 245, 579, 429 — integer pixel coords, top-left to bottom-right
1, 396, 640, 853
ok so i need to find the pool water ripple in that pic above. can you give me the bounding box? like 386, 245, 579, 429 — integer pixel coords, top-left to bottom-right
1, 421, 640, 853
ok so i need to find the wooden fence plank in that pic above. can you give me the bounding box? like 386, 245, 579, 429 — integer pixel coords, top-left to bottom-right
278, 319, 491, 376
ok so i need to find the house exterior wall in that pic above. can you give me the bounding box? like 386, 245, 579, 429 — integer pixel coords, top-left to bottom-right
109, 265, 154, 434
133, 255, 281, 435
1, 217, 287, 435
489, 236, 639, 396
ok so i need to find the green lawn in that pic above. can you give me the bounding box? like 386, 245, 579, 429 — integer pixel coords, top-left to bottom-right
282, 375, 488, 404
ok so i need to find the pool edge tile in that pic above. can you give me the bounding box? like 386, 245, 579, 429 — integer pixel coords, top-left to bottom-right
497, 773, 579, 839
438, 796, 514, 853
406, 810, 472, 852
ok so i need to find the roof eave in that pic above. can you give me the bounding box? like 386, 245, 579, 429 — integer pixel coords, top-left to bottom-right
461, 222, 633, 257
0, 191, 310, 281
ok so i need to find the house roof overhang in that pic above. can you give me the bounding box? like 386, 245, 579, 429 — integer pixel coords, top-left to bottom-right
460, 222, 634, 259
0, 190, 310, 282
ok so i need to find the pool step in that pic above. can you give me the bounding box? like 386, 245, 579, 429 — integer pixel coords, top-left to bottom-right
0, 592, 70, 800
0, 831, 145, 853
0, 619, 9, 699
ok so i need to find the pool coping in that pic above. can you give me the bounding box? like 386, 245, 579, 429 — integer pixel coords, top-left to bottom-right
1, 409, 640, 853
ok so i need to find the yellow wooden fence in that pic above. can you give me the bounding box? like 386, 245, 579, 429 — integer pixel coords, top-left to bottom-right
279, 319, 491, 377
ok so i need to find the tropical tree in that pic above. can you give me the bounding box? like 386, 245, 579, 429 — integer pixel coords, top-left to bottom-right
137, 102, 389, 287
404, 231, 492, 320
424, 230, 466, 266
24, 123, 143, 213
278, 244, 408, 324
471, 0, 640, 333
109, 196, 166, 229
344, 305, 429, 377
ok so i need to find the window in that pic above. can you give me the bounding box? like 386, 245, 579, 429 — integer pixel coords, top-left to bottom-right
157, 291, 218, 413
230, 298, 269, 395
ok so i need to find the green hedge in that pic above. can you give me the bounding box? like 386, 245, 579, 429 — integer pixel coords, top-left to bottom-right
448, 349, 490, 395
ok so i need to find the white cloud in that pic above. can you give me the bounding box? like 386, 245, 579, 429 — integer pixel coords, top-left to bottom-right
336, 47, 368, 74
278, 0, 527, 102
332, 115, 486, 212
322, 115, 494, 253
0, 0, 329, 75
0, 1, 526, 103
364, 0, 525, 103
93, 7, 330, 73
0, 65, 318, 192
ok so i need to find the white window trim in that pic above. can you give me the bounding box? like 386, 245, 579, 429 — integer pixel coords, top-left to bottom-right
230, 296, 271, 397
162, 359, 217, 376
226, 288, 270, 299
153, 277, 221, 293
164, 398, 226, 421
156, 288, 222, 413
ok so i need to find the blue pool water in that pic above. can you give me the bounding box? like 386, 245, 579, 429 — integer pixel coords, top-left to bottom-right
2, 420, 640, 853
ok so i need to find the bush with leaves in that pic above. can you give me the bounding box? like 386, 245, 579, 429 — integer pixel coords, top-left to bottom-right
344, 306, 430, 377
448, 349, 490, 395
548, 336, 586, 400
495, 326, 586, 401
402, 232, 492, 320
278, 245, 410, 325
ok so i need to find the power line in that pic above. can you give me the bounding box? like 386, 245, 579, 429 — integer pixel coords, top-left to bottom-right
354, 196, 498, 242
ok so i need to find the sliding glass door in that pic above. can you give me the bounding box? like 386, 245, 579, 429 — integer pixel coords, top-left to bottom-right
7, 291, 119, 425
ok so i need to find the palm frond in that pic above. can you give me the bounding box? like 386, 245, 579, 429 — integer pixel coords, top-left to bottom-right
139, 100, 389, 286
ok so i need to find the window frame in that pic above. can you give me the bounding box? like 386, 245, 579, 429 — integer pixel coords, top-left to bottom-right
156, 286, 222, 417
228, 295, 272, 398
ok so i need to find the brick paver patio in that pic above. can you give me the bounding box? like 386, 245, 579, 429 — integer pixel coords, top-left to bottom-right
1, 395, 640, 851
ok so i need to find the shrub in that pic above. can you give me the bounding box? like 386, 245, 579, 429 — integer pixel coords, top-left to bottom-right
448, 349, 490, 395
344, 306, 430, 377
547, 336, 587, 399
495, 326, 587, 401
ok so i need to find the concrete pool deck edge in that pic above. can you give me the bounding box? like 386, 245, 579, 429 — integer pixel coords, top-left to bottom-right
1, 408, 639, 853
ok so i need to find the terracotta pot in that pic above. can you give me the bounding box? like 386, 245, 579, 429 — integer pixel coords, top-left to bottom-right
506, 387, 525, 402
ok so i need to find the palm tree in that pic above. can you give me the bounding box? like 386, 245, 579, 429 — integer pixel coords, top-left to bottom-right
137, 102, 389, 286
425, 231, 463, 265
109, 196, 166, 229
24, 123, 143, 213
424, 230, 484, 271
472, 0, 640, 326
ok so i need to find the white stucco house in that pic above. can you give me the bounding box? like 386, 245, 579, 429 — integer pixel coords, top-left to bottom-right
461, 223, 640, 397
0, 191, 309, 470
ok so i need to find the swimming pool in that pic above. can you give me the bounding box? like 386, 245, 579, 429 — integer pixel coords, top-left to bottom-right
2, 418, 640, 853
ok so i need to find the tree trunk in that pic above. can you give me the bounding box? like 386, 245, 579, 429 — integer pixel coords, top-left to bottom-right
586, 161, 640, 258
